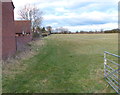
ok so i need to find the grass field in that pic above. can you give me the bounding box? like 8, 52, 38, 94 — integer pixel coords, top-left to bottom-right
3, 34, 118, 93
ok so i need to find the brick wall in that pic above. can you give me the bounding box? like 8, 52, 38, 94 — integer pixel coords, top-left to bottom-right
2, 2, 16, 59
16, 36, 32, 51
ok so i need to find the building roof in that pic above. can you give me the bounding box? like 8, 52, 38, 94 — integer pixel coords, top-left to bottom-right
1, 0, 15, 9
11, 1, 15, 9
15, 20, 31, 33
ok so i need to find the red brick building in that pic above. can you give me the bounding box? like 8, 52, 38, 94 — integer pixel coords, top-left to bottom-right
1, 1, 16, 59
0, 1, 32, 59
0, 1, 2, 60
15, 21, 32, 51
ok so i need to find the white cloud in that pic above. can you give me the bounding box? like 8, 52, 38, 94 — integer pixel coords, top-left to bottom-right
55, 7, 69, 12
44, 11, 117, 24
64, 23, 118, 32
45, 23, 59, 27
13, 0, 119, 10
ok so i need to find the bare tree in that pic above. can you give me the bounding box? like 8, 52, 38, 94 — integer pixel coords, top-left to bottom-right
18, 4, 43, 32
46, 26, 52, 34
55, 27, 69, 34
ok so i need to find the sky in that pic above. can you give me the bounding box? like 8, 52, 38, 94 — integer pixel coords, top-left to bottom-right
12, 0, 119, 32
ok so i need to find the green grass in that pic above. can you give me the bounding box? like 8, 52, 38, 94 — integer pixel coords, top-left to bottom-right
3, 34, 118, 93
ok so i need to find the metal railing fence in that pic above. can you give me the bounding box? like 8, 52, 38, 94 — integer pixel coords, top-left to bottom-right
104, 51, 120, 93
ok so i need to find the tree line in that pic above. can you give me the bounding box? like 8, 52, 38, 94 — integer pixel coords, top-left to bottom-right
52, 28, 120, 34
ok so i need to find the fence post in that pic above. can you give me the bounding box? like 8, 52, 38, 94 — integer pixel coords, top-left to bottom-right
104, 52, 107, 77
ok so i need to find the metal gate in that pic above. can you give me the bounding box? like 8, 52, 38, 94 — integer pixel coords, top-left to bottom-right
104, 51, 120, 93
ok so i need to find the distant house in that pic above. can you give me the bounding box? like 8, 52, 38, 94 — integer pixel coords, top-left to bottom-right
15, 21, 32, 51
0, 1, 16, 59
0, 1, 32, 60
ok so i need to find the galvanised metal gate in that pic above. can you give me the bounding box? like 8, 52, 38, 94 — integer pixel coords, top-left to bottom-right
104, 51, 120, 93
